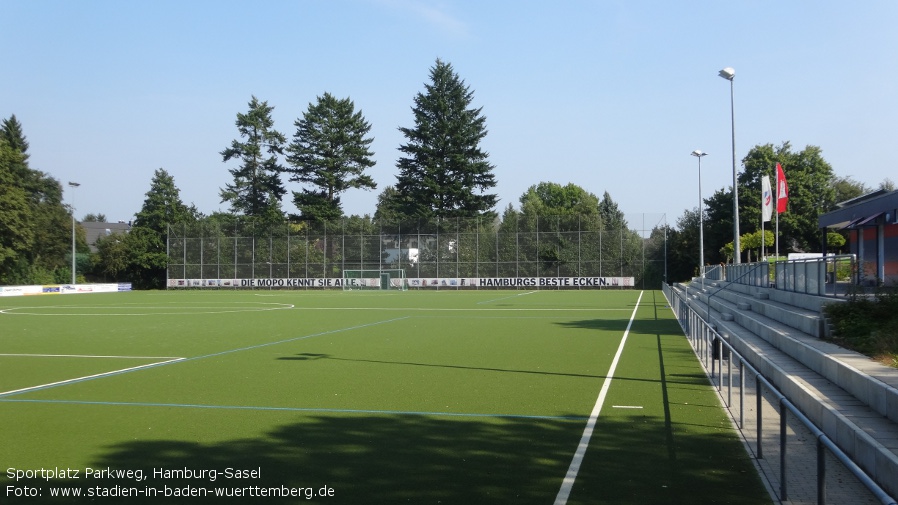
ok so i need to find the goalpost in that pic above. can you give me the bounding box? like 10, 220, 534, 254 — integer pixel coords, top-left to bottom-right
342, 269, 408, 291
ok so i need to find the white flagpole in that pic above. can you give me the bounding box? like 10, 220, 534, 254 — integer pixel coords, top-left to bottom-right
761, 174, 772, 260
774, 165, 780, 259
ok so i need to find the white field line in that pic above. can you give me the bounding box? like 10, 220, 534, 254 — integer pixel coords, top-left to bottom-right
292, 306, 630, 312
554, 290, 644, 505
0, 357, 186, 397
476, 291, 537, 305
0, 303, 294, 316
0, 353, 182, 359
0, 316, 409, 398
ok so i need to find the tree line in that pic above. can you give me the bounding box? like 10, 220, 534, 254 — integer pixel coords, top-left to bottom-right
1, 59, 886, 288
217, 59, 497, 224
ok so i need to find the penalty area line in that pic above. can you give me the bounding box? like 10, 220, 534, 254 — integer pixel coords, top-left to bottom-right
553, 290, 644, 505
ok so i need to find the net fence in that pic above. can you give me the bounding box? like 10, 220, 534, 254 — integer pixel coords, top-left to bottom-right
167, 214, 668, 289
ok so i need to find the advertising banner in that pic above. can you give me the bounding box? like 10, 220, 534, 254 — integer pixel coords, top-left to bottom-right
167, 277, 635, 289
0, 283, 125, 297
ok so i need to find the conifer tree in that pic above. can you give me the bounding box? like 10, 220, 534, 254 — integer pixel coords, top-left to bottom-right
134, 168, 194, 233
393, 59, 497, 219
285, 93, 376, 221
1, 115, 29, 159
220, 96, 286, 220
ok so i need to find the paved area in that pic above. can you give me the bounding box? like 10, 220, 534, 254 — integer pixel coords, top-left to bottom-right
710, 357, 884, 505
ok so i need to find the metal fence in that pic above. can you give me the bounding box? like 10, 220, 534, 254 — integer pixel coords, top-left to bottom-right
166, 214, 668, 288
663, 283, 896, 505
710, 255, 859, 297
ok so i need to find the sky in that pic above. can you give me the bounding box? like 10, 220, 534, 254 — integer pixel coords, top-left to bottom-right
3, 0, 896, 231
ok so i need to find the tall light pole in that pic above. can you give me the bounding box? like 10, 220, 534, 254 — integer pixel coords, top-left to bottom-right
68, 181, 80, 284
691, 150, 708, 286
719, 66, 740, 264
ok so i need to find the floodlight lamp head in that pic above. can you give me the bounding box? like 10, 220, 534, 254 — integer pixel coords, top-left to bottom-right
718, 67, 735, 80
68, 181, 80, 188
691, 150, 708, 157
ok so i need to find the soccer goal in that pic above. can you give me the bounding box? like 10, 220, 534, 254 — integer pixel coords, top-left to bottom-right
342, 269, 408, 291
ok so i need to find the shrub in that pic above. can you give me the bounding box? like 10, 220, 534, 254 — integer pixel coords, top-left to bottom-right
824, 287, 898, 367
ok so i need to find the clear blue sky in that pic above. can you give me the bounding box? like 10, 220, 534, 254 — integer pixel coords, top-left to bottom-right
3, 0, 896, 229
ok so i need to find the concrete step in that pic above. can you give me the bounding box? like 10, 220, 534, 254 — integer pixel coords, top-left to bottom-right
702, 280, 826, 337
688, 280, 898, 427
700, 302, 898, 499
671, 282, 898, 499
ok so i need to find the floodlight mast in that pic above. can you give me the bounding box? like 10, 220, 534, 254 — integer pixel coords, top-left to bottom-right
68, 182, 80, 284
718, 67, 740, 264
691, 150, 708, 286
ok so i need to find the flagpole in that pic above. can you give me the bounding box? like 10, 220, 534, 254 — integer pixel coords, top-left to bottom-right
775, 162, 787, 260
761, 174, 772, 261
774, 205, 780, 261
773, 163, 780, 261
773, 167, 780, 261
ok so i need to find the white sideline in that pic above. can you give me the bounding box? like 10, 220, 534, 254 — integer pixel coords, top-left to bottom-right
553, 290, 644, 505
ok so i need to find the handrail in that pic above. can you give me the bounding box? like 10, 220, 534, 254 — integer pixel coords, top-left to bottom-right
703, 261, 768, 322
662, 282, 897, 505
719, 254, 858, 297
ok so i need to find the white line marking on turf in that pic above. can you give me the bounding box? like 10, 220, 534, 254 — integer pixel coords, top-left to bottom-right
611, 405, 643, 409
0, 358, 186, 397
0, 316, 409, 397
0, 303, 294, 316
289, 306, 628, 312
0, 354, 182, 359
476, 291, 537, 305
554, 290, 644, 505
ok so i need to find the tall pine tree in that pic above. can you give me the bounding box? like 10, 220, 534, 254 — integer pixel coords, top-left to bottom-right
285, 92, 377, 221
1, 115, 29, 160
220, 96, 286, 221
134, 168, 195, 233
393, 59, 497, 219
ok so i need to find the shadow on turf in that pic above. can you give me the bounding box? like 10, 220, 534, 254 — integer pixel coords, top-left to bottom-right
9, 410, 769, 505
276, 353, 717, 390
280, 353, 608, 379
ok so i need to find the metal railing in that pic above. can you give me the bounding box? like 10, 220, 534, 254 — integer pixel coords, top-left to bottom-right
721, 254, 858, 297
663, 282, 896, 505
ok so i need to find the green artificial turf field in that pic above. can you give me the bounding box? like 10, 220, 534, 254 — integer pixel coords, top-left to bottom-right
0, 289, 769, 504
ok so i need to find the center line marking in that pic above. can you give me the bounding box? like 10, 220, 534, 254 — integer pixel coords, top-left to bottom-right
554, 290, 644, 505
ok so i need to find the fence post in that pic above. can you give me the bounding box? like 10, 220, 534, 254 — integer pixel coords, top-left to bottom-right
780, 399, 788, 501
818, 439, 827, 505
739, 359, 745, 429
757, 375, 764, 459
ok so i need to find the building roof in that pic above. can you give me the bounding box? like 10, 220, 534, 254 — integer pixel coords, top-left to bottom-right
818, 189, 898, 230
80, 221, 131, 252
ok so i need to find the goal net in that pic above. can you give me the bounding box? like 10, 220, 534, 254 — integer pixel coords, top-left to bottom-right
342, 269, 408, 291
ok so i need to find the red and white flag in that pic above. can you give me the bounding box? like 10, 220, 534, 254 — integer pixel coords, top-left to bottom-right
776, 163, 789, 213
